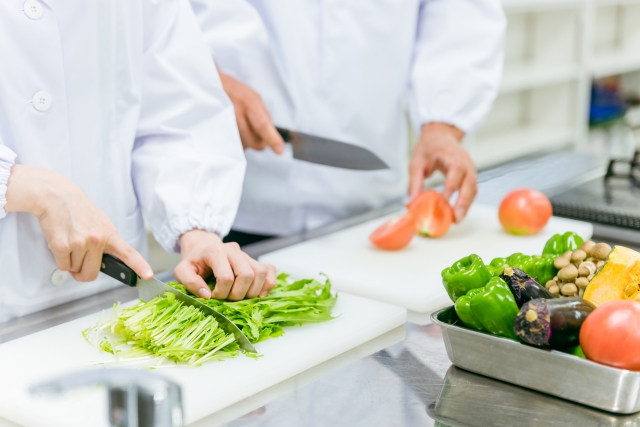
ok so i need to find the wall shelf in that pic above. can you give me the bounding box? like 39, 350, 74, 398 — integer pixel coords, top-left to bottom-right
501, 63, 580, 93
473, 0, 640, 169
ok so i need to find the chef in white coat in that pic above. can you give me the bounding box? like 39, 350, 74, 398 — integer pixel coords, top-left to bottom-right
190, 0, 506, 244
0, 0, 276, 323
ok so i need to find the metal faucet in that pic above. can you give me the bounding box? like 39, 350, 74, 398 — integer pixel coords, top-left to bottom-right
29, 369, 183, 427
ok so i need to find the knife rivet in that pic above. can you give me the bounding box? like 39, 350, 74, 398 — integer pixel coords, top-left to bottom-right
101, 263, 106, 270
120, 272, 126, 280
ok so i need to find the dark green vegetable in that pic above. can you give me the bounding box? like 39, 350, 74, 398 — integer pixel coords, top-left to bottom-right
489, 253, 557, 285
542, 232, 584, 256
499, 267, 555, 307
514, 298, 595, 348
441, 254, 492, 302
454, 277, 519, 340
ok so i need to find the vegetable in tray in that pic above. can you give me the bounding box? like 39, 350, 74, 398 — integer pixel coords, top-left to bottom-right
514, 298, 595, 348
83, 273, 337, 366
441, 254, 492, 302
499, 267, 554, 308
454, 276, 519, 340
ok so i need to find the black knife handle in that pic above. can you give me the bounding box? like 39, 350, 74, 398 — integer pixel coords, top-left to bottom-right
100, 254, 137, 287
276, 127, 291, 142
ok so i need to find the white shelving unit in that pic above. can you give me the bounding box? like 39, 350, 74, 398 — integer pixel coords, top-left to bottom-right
469, 0, 640, 170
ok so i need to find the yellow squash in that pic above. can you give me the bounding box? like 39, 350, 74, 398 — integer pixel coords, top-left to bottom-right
584, 246, 640, 306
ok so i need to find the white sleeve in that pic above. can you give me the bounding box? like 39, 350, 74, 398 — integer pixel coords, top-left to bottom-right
188, 0, 292, 124
0, 140, 17, 220
189, 0, 269, 79
133, 0, 246, 253
409, 0, 506, 134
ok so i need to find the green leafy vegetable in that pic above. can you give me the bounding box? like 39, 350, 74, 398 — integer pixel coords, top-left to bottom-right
84, 273, 336, 366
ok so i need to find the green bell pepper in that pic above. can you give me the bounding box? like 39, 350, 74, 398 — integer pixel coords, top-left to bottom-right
454, 276, 519, 340
441, 254, 492, 302
542, 231, 584, 256
488, 252, 557, 285
454, 288, 484, 331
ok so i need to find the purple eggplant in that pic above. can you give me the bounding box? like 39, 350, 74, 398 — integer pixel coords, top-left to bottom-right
499, 267, 554, 308
514, 298, 596, 348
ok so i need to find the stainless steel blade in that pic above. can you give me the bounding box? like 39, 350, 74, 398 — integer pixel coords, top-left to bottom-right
137, 278, 256, 353
280, 128, 390, 170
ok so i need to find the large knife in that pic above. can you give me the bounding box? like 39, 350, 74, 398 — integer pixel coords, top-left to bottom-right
100, 254, 256, 353
276, 127, 390, 170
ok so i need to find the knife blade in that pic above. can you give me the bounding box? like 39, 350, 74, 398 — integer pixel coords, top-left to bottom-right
276, 127, 390, 170
100, 254, 256, 353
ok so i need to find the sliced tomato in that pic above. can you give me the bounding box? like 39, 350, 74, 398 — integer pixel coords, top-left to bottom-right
369, 213, 415, 250
407, 190, 453, 238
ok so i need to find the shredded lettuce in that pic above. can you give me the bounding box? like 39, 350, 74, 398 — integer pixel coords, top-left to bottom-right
84, 273, 336, 366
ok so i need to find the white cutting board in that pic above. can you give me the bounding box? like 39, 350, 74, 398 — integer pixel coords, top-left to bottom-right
0, 292, 405, 427
260, 204, 593, 314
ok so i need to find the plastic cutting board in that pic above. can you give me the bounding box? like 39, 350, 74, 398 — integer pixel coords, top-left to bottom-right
260, 204, 593, 314
0, 292, 405, 427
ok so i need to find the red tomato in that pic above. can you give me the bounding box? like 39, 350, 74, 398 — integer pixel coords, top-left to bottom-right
498, 189, 552, 235
369, 213, 415, 250
407, 190, 453, 238
580, 300, 640, 370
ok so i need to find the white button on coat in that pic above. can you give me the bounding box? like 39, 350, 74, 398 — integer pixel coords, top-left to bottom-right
0, 1, 245, 323
24, 0, 43, 20
32, 91, 51, 111
51, 270, 69, 286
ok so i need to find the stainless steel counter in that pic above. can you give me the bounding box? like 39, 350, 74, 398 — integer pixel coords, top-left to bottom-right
3, 149, 640, 427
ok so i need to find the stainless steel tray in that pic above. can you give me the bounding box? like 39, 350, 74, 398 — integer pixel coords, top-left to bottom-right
427, 366, 640, 426
431, 306, 640, 414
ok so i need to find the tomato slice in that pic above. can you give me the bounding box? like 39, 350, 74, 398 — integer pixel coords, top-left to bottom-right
369, 213, 415, 250
407, 190, 453, 238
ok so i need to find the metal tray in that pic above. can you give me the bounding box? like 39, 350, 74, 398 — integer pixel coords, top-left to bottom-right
427, 366, 640, 426
431, 306, 640, 414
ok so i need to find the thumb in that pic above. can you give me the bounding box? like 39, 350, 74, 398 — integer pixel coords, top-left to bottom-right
105, 234, 153, 280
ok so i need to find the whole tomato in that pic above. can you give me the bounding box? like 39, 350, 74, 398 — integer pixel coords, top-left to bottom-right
369, 212, 415, 250
498, 189, 552, 235
407, 190, 453, 238
580, 300, 640, 370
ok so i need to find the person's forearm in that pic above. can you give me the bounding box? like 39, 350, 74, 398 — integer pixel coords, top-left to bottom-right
5, 164, 61, 216
421, 122, 465, 142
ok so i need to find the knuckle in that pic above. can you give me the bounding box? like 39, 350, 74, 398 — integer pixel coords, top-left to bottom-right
49, 238, 70, 254
237, 269, 255, 282
254, 265, 268, 277
216, 274, 234, 285
87, 232, 104, 247
227, 242, 241, 251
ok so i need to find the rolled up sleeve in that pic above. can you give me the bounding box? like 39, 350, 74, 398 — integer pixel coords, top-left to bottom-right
409, 0, 506, 134
133, 0, 246, 253
0, 142, 17, 220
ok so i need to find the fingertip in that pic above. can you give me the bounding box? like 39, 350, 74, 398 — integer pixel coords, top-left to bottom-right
197, 287, 211, 300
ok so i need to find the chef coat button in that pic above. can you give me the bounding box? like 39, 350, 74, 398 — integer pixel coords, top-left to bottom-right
51, 270, 69, 286
24, 0, 43, 19
32, 91, 51, 112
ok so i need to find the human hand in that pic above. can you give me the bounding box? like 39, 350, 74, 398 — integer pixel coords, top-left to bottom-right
409, 122, 477, 223
5, 164, 152, 282
174, 229, 277, 301
219, 70, 285, 154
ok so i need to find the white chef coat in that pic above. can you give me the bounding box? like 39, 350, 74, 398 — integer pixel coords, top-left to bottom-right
0, 0, 245, 322
191, 0, 506, 236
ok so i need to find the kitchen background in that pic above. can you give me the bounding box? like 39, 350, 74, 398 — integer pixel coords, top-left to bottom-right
147, 0, 640, 272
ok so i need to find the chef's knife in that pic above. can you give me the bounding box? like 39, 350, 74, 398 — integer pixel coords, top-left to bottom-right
276, 127, 390, 170
100, 254, 256, 353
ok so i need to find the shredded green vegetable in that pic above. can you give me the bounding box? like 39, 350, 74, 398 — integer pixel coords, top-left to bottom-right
83, 273, 336, 366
